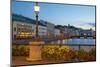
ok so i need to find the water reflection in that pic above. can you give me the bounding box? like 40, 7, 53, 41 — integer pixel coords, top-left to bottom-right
51, 38, 95, 45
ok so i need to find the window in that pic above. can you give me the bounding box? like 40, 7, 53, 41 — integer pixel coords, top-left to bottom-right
14, 27, 16, 31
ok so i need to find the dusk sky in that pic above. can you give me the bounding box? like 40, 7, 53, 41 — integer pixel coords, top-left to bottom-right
12, 0, 96, 30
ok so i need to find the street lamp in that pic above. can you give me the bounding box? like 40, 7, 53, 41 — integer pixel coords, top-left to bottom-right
26, 2, 44, 61
34, 2, 40, 39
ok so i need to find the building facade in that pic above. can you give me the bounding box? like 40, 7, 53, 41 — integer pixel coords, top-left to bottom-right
12, 14, 56, 39
54, 28, 60, 37
12, 14, 35, 39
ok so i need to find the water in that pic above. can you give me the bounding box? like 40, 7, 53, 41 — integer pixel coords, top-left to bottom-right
50, 38, 96, 51
65, 38, 95, 45
51, 38, 96, 45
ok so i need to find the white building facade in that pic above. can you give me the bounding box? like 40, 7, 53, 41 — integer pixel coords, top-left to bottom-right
54, 28, 60, 37
13, 21, 35, 39
12, 14, 52, 39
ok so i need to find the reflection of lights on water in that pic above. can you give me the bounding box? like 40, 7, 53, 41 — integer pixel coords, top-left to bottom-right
51, 38, 95, 45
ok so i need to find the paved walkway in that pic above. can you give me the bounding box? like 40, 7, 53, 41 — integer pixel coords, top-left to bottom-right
12, 56, 69, 66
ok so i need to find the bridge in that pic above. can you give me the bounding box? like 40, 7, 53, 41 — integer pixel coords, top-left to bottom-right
70, 35, 96, 39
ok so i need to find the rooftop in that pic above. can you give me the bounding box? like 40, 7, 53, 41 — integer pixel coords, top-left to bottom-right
12, 14, 46, 26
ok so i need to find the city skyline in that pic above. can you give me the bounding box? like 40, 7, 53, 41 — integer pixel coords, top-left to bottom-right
12, 0, 96, 30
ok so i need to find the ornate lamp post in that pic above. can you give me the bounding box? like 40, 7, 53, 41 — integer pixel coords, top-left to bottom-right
34, 2, 40, 39
27, 2, 44, 61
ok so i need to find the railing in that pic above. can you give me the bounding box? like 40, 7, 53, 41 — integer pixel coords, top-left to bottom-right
12, 44, 96, 62
41, 44, 96, 62
43, 44, 96, 51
